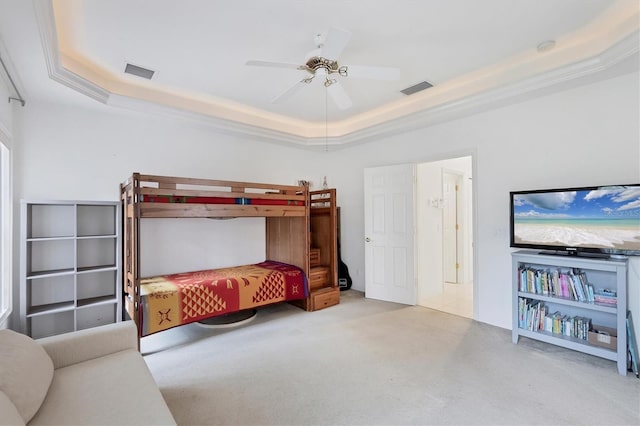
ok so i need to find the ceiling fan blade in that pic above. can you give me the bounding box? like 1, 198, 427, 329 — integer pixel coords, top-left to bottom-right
271, 79, 309, 104
327, 81, 352, 110
246, 60, 302, 70
320, 27, 352, 60
341, 65, 400, 81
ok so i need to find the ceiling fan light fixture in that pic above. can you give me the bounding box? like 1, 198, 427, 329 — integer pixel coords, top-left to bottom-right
401, 81, 433, 96
246, 26, 392, 110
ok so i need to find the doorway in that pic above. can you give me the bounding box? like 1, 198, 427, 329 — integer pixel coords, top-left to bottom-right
416, 156, 473, 319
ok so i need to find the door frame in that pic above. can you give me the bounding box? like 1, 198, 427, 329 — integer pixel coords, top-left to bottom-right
414, 151, 478, 319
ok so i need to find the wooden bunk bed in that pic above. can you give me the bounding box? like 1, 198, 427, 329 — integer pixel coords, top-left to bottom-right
120, 173, 312, 340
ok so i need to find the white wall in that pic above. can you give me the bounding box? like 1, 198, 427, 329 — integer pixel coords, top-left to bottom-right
11, 101, 328, 326
324, 72, 640, 331
0, 67, 13, 329
10, 72, 640, 341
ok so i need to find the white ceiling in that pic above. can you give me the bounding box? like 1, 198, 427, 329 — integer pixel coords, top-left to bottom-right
0, 1, 639, 145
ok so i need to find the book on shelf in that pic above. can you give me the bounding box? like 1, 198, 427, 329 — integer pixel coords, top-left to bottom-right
544, 314, 553, 333
517, 266, 613, 306
518, 297, 592, 340
594, 289, 617, 307
568, 270, 585, 302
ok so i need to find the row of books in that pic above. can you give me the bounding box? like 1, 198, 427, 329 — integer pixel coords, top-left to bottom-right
594, 288, 617, 306
518, 298, 592, 340
517, 266, 617, 307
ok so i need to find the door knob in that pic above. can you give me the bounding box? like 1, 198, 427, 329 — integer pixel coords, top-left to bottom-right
365, 237, 371, 242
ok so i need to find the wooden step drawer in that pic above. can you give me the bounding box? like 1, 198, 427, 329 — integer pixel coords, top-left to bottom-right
308, 266, 329, 290
310, 248, 321, 266
311, 288, 340, 310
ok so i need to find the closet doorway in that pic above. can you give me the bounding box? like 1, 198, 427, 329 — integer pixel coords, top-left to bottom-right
416, 156, 474, 319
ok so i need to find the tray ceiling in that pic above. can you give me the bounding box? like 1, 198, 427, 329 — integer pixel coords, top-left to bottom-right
12, 1, 640, 145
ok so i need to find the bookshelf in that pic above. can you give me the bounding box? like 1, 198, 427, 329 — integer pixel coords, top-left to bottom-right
20, 200, 121, 338
511, 250, 627, 375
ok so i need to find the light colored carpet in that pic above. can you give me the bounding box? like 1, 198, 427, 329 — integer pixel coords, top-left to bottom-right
143, 291, 640, 425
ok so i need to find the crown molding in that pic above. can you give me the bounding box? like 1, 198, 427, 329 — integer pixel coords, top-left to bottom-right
336, 32, 640, 147
105, 93, 310, 146
34, 0, 639, 148
33, 0, 109, 104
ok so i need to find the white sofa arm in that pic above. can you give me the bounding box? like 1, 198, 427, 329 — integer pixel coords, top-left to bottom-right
37, 321, 138, 369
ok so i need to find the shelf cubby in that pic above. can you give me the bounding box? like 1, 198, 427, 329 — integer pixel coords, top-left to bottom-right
29, 310, 75, 339
26, 204, 75, 239
77, 303, 117, 330
27, 274, 74, 313
77, 204, 117, 237
77, 238, 116, 270
26, 239, 75, 276
77, 269, 117, 301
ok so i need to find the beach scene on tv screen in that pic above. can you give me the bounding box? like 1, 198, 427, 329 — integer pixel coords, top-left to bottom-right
513, 186, 640, 251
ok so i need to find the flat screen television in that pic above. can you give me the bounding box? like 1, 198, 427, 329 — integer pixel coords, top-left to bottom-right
510, 184, 640, 257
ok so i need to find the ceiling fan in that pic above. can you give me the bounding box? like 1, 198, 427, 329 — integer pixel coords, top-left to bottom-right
246, 27, 400, 110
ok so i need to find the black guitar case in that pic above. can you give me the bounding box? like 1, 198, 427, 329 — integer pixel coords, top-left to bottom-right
337, 240, 352, 291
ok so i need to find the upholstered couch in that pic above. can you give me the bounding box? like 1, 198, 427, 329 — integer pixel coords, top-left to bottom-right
0, 321, 175, 425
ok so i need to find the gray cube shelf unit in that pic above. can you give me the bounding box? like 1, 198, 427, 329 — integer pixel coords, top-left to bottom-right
512, 250, 628, 375
20, 200, 121, 338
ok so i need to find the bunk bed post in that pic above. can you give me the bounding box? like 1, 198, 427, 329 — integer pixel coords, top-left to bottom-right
121, 173, 143, 348
120, 181, 125, 322
328, 188, 338, 288
132, 173, 142, 346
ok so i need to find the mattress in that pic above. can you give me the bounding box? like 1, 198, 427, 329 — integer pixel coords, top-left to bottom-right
139, 261, 308, 336
140, 194, 304, 206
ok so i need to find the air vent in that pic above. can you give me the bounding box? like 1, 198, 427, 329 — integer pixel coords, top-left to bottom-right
401, 81, 433, 95
124, 63, 155, 80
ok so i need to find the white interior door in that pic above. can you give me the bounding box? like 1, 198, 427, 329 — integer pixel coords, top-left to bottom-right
443, 171, 460, 283
364, 164, 416, 305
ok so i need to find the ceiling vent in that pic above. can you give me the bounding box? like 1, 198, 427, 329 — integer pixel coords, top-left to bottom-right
124, 63, 155, 80
401, 81, 433, 95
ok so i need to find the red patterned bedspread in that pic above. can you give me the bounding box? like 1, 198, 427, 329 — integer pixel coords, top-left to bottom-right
140, 261, 307, 336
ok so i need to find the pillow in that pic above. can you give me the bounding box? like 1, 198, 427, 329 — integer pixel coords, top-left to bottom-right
0, 329, 53, 423
0, 390, 25, 426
